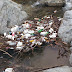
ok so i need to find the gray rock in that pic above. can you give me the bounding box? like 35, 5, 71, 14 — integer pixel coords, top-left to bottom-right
63, 0, 72, 11
69, 53, 72, 66
43, 66, 71, 72
70, 41, 72, 46
0, 0, 28, 34
58, 10, 72, 43
70, 47, 72, 52
39, 0, 65, 6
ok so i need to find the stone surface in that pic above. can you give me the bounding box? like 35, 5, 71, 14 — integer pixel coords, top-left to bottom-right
70, 41, 72, 46
43, 66, 71, 72
63, 0, 72, 11
69, 53, 72, 66
58, 10, 72, 43
70, 47, 72, 53
39, 0, 65, 6
0, 0, 28, 34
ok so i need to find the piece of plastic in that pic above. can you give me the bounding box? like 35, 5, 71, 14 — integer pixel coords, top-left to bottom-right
5, 68, 14, 72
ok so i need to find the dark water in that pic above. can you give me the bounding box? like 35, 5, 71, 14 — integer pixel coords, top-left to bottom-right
0, 45, 69, 72
13, 0, 64, 20
0, 0, 68, 72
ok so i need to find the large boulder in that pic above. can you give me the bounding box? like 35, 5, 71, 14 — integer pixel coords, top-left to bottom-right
0, 0, 28, 34
58, 10, 72, 43
39, 0, 65, 6
43, 66, 72, 72
63, 0, 72, 11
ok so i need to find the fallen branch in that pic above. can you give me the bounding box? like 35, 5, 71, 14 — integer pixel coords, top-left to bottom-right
31, 65, 63, 72
0, 49, 12, 58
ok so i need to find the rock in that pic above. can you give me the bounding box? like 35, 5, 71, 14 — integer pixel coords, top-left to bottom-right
70, 41, 72, 46
0, 0, 28, 34
43, 66, 71, 72
58, 10, 72, 43
39, 0, 65, 6
70, 47, 72, 53
69, 53, 72, 66
63, 0, 72, 11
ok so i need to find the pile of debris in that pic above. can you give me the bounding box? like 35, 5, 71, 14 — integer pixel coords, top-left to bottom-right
3, 15, 62, 52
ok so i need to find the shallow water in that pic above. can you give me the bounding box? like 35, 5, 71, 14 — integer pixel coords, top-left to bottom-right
13, 0, 64, 20
0, 44, 69, 72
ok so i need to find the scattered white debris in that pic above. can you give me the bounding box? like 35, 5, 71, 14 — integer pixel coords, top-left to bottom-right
47, 16, 50, 19
58, 18, 63, 21
24, 33, 32, 38
3, 15, 61, 52
49, 28, 54, 33
7, 41, 16, 46
10, 47, 14, 49
4, 33, 7, 36
36, 41, 42, 45
37, 26, 44, 30
6, 35, 12, 39
11, 25, 18, 32
31, 1, 40, 7
5, 68, 14, 72
40, 32, 48, 36
16, 46, 23, 50
17, 41, 23, 47
49, 32, 57, 38
16, 41, 23, 50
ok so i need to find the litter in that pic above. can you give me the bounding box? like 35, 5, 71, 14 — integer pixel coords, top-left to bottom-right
17, 41, 23, 47
3, 15, 61, 52
49, 28, 54, 33
4, 33, 6, 36
40, 32, 49, 36
49, 32, 57, 38
11, 25, 18, 32
5, 68, 14, 72
6, 41, 16, 46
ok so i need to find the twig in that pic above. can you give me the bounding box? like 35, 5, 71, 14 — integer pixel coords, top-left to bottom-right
0, 49, 12, 58
32, 65, 63, 72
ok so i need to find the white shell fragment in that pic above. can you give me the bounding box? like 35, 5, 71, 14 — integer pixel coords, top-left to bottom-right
5, 68, 14, 72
